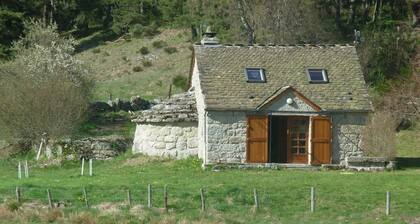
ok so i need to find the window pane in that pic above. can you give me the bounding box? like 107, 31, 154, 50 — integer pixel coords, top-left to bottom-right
308, 69, 327, 82
299, 148, 306, 154
292, 148, 297, 154
246, 68, 265, 82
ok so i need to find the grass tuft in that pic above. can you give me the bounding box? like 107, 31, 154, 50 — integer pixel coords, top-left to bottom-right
164, 47, 177, 54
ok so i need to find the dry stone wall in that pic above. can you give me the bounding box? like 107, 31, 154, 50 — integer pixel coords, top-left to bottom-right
132, 122, 198, 158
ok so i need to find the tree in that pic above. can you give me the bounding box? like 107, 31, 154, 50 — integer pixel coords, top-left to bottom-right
0, 21, 93, 142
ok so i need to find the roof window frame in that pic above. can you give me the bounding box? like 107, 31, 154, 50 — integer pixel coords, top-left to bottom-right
245, 67, 266, 83
306, 68, 329, 83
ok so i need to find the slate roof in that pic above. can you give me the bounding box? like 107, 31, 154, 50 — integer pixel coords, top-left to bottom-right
132, 91, 197, 123
194, 44, 373, 112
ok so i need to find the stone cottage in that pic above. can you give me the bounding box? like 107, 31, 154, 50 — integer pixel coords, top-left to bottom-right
133, 30, 373, 166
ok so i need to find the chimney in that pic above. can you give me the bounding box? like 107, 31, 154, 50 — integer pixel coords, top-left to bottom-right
201, 26, 220, 46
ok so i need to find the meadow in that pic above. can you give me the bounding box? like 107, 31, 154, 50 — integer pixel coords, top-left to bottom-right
0, 153, 419, 224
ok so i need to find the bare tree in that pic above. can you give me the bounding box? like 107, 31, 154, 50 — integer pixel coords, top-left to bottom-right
237, 0, 255, 45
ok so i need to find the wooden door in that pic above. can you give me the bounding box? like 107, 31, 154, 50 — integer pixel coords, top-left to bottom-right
287, 117, 309, 163
247, 116, 268, 163
311, 116, 332, 165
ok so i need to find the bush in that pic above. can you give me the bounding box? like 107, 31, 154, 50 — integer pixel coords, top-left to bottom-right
0, 21, 92, 141
92, 48, 101, 54
132, 66, 143, 72
172, 75, 189, 90
130, 24, 144, 38
142, 60, 152, 67
152, 40, 166, 48
139, 46, 149, 55
103, 51, 110, 56
361, 111, 397, 160
143, 23, 159, 37
164, 47, 178, 54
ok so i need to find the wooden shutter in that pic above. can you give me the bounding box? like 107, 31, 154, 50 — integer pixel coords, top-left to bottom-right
311, 116, 332, 165
247, 116, 269, 163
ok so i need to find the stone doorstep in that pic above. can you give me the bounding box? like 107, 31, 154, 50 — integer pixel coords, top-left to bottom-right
207, 163, 323, 171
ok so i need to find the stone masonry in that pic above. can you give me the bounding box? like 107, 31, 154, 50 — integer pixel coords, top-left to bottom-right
331, 112, 368, 164
206, 111, 247, 163
132, 122, 198, 158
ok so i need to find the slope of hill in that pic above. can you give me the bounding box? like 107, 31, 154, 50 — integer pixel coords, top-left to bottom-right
77, 29, 193, 101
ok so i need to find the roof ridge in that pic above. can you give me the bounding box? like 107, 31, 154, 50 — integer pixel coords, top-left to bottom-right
195, 43, 355, 48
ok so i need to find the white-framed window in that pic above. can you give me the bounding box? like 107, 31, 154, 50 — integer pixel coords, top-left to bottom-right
306, 68, 329, 83
245, 68, 266, 83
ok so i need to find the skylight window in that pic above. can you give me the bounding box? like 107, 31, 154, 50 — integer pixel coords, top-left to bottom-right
306, 68, 328, 83
245, 68, 266, 83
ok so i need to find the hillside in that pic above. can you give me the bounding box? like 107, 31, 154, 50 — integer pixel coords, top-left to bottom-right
77, 29, 193, 101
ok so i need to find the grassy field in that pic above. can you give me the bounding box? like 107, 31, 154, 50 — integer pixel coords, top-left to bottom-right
76, 29, 193, 101
396, 123, 420, 157
0, 154, 420, 223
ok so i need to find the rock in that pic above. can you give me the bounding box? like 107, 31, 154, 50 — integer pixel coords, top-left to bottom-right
89, 101, 113, 113
46, 136, 130, 160
130, 96, 150, 111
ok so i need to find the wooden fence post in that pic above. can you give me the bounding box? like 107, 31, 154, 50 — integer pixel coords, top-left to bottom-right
47, 189, 53, 209
24, 160, 29, 178
147, 184, 152, 208
127, 189, 132, 207
253, 188, 259, 210
386, 191, 391, 215
164, 185, 168, 211
310, 187, 315, 213
80, 158, 85, 176
83, 187, 89, 208
200, 188, 205, 211
15, 187, 21, 203
89, 159, 93, 176
18, 162, 22, 179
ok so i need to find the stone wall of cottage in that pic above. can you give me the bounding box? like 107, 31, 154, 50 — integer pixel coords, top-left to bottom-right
331, 112, 368, 164
206, 111, 247, 163
191, 60, 207, 160
132, 122, 198, 158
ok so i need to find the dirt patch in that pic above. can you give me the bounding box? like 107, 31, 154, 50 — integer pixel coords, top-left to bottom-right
94, 202, 122, 215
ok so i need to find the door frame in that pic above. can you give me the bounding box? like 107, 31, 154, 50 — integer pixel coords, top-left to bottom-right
286, 116, 309, 164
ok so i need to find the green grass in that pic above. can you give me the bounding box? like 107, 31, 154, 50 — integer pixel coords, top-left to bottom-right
77, 29, 192, 101
0, 155, 420, 223
396, 123, 420, 157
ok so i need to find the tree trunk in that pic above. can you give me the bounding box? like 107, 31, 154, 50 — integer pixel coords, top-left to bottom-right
237, 0, 255, 45
334, 0, 342, 30
362, 0, 370, 24
373, 0, 381, 22
349, 0, 356, 25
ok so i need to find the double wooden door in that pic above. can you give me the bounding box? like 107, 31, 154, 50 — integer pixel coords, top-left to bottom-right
247, 115, 331, 164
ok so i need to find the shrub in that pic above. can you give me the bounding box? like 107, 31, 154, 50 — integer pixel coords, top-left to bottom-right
92, 48, 101, 54
130, 24, 144, 38
0, 21, 92, 142
41, 209, 63, 223
164, 47, 178, 54
5, 200, 20, 212
361, 111, 397, 160
152, 40, 166, 48
122, 56, 128, 61
103, 51, 110, 56
142, 60, 152, 67
139, 46, 149, 55
172, 75, 189, 90
143, 23, 159, 37
132, 66, 143, 72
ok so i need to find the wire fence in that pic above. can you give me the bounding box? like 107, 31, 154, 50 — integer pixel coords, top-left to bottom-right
1, 185, 420, 216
